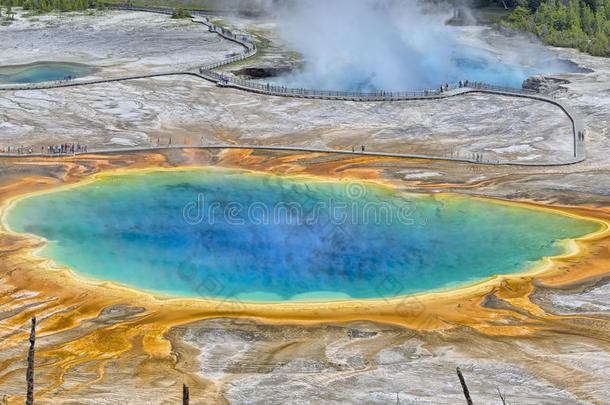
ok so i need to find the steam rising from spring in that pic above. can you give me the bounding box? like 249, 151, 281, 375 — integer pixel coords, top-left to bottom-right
265, 0, 578, 91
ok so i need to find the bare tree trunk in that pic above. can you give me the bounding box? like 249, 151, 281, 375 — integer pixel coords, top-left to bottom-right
182, 384, 189, 405
496, 386, 506, 404
456, 367, 473, 405
26, 316, 36, 405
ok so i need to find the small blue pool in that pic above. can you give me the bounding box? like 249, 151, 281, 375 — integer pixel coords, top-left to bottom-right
0, 62, 98, 84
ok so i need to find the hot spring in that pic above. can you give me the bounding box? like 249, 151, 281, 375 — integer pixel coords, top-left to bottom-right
0, 62, 97, 84
260, 0, 584, 91
5, 168, 600, 302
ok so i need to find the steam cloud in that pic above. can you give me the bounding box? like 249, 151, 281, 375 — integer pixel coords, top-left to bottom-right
260, 0, 579, 91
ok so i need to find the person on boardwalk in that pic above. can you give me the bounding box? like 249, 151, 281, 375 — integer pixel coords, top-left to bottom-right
361, 145, 366, 152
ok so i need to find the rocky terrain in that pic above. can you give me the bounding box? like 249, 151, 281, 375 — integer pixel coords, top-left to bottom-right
0, 77, 576, 163
1, 10, 242, 77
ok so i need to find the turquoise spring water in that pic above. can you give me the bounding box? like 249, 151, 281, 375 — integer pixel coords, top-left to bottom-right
5, 168, 601, 302
265, 58, 540, 92
0, 62, 97, 84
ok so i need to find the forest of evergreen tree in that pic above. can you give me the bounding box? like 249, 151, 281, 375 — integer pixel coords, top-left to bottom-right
507, 0, 610, 56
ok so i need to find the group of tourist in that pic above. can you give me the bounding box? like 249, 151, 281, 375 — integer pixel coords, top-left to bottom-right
0, 143, 88, 155
45, 143, 88, 154
263, 83, 292, 93
209, 22, 255, 51
439, 80, 470, 93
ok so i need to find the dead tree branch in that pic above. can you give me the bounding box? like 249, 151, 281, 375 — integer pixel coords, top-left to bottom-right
496, 386, 506, 405
182, 383, 189, 405
456, 366, 473, 405
26, 316, 36, 405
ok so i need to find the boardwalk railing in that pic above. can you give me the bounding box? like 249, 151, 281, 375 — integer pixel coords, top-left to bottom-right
200, 66, 535, 101
467, 82, 536, 94
200, 67, 536, 100
0, 144, 585, 166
